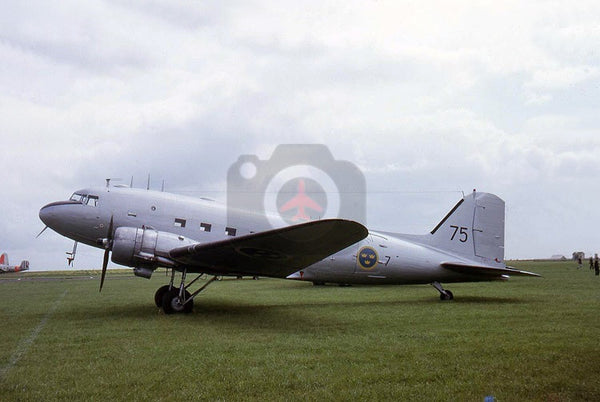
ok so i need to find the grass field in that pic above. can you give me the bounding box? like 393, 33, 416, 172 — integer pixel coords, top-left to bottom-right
1, 261, 599, 401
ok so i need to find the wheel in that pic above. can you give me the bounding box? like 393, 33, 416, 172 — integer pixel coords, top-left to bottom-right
312, 281, 326, 286
440, 290, 454, 301
154, 285, 171, 307
162, 289, 193, 314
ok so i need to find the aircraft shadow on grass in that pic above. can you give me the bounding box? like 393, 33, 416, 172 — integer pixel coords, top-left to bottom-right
50, 295, 530, 334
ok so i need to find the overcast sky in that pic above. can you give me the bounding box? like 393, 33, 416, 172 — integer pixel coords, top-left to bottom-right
1, 1, 599, 270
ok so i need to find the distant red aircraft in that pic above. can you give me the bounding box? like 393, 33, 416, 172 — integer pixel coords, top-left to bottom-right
0, 252, 30, 273
279, 179, 323, 222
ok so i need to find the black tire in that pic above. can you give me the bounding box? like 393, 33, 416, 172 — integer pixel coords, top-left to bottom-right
154, 285, 171, 308
440, 290, 454, 301
162, 289, 193, 314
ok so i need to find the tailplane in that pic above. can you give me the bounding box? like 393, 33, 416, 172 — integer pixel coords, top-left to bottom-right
428, 191, 505, 266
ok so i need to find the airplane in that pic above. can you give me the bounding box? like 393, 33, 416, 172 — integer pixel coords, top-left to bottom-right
38, 185, 539, 314
0, 252, 30, 273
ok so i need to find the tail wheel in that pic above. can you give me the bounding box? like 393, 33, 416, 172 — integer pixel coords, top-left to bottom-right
440, 290, 454, 301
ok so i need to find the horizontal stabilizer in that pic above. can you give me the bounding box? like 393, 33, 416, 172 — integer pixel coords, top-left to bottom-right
441, 262, 541, 277
170, 219, 368, 278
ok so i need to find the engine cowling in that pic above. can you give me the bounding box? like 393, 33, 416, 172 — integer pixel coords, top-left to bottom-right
111, 226, 196, 272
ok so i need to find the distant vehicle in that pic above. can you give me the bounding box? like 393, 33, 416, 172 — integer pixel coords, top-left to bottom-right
39, 186, 539, 314
0, 253, 30, 273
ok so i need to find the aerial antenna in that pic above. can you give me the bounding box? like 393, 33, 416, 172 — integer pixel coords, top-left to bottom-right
147, 174, 150, 190
130, 176, 134, 188
105, 178, 123, 191
161, 179, 165, 192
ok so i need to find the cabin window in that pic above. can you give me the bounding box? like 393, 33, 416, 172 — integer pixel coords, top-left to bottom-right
174, 218, 187, 228
225, 227, 237, 236
200, 223, 212, 232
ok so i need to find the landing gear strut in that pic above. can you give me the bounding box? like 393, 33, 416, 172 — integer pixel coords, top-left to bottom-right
432, 281, 454, 301
155, 269, 220, 314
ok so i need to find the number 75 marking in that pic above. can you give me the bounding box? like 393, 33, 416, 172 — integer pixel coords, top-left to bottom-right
450, 225, 469, 242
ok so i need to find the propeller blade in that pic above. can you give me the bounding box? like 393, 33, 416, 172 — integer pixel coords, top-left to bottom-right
36, 226, 49, 238
106, 215, 114, 240
100, 248, 109, 292
99, 216, 114, 293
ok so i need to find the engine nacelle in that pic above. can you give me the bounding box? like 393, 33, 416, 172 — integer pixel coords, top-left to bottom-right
111, 226, 196, 273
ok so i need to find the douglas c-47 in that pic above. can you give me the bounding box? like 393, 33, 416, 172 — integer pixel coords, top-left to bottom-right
39, 186, 539, 314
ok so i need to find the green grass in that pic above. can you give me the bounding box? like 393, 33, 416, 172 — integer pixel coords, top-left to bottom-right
1, 261, 599, 401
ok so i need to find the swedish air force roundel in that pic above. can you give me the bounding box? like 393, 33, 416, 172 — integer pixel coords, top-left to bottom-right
357, 246, 378, 270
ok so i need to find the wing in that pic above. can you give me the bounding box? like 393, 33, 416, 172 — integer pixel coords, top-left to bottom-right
441, 262, 541, 277
169, 219, 368, 277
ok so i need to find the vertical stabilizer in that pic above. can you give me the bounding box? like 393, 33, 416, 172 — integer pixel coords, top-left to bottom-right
428, 191, 505, 266
0, 253, 8, 265
18, 261, 30, 272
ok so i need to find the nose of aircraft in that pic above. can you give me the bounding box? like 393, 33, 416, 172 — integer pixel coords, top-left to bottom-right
39, 201, 75, 230
39, 202, 58, 229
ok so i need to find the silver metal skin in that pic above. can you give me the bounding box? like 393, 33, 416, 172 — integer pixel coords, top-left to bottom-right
39, 186, 539, 308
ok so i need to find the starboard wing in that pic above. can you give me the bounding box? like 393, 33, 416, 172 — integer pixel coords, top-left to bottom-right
441, 262, 541, 277
169, 219, 368, 277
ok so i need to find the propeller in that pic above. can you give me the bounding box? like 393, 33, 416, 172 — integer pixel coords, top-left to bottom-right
99, 216, 114, 292
36, 226, 49, 238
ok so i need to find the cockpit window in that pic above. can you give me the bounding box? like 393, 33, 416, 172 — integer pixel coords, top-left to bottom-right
69, 193, 99, 207
86, 195, 99, 207
70, 193, 86, 203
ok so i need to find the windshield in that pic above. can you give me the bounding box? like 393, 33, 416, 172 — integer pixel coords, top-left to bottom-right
69, 193, 99, 206
70, 193, 86, 203
86, 195, 99, 206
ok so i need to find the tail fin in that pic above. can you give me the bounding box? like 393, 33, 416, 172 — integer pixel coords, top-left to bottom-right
428, 191, 505, 265
0, 253, 7, 265
18, 260, 30, 272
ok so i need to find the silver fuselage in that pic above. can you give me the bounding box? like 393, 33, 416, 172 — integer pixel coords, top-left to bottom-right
39, 187, 498, 284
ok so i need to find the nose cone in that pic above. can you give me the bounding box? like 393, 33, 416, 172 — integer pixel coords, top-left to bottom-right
39, 200, 79, 232
39, 202, 58, 229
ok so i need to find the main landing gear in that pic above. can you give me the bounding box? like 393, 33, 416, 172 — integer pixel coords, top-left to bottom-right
154, 269, 220, 314
432, 281, 454, 301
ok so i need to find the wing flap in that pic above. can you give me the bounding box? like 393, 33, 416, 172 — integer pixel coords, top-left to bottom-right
441, 262, 541, 277
169, 219, 368, 277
